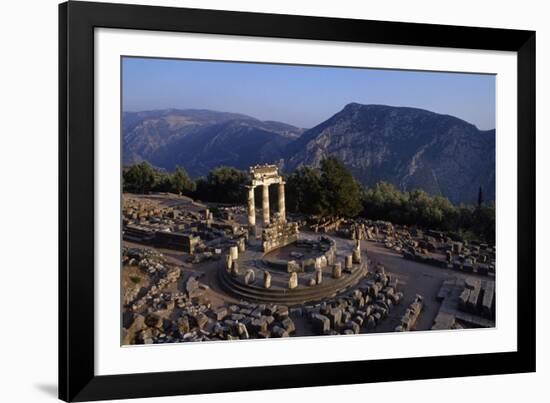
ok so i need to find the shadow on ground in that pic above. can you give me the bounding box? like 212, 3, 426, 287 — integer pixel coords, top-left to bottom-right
35, 383, 57, 399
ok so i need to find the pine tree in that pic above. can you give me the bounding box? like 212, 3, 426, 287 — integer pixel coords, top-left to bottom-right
477, 186, 484, 208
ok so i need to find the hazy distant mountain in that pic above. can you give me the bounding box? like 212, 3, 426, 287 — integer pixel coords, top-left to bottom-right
122, 109, 305, 176
122, 105, 495, 204
284, 103, 495, 204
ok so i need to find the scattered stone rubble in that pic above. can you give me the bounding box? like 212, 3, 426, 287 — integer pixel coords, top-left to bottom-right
321, 218, 497, 278
301, 266, 403, 335
395, 295, 424, 331
125, 289, 300, 344
122, 245, 303, 344
457, 278, 496, 320
432, 277, 495, 330
308, 216, 345, 233
123, 195, 250, 264
123, 243, 404, 343
122, 247, 182, 312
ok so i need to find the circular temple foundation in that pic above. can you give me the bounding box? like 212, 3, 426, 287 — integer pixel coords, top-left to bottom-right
218, 235, 368, 305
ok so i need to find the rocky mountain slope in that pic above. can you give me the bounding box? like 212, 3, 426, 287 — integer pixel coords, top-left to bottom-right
123, 105, 495, 204
122, 109, 304, 177
284, 103, 495, 204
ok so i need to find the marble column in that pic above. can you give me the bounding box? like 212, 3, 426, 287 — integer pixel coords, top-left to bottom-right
262, 184, 270, 226
247, 185, 256, 236
278, 181, 286, 223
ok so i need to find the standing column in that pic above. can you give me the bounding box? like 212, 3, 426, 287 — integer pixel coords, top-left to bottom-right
247, 185, 256, 236
278, 181, 286, 223
262, 184, 270, 226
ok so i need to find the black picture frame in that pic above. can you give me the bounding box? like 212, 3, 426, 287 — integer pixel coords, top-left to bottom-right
59, 1, 536, 401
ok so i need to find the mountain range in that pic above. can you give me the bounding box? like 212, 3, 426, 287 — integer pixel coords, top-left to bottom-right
122, 104, 495, 205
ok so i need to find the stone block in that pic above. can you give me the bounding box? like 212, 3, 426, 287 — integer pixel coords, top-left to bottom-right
244, 269, 256, 285
287, 260, 301, 273
145, 314, 162, 328
346, 320, 360, 334
250, 318, 268, 334
192, 313, 209, 329
327, 308, 343, 328
229, 245, 239, 261
281, 317, 296, 334
353, 315, 364, 327
311, 314, 331, 335
332, 262, 342, 279
482, 281, 495, 318
345, 255, 353, 271
237, 237, 246, 253
274, 305, 289, 321
262, 305, 276, 316
214, 307, 228, 321
288, 272, 298, 289
467, 281, 482, 313
230, 261, 239, 277
315, 268, 323, 285
224, 254, 233, 272
236, 322, 249, 339
366, 316, 376, 329
263, 270, 272, 289
185, 276, 199, 294
271, 325, 289, 338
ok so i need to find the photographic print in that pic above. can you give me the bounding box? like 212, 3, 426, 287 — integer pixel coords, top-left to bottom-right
121, 57, 496, 345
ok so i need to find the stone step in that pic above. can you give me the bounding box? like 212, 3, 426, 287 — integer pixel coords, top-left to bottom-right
218, 264, 366, 305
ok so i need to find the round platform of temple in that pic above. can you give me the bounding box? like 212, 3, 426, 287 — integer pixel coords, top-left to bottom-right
217, 164, 368, 305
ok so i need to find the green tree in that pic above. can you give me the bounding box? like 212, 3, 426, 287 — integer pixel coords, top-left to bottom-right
151, 171, 173, 192
286, 166, 324, 215
362, 180, 495, 243
195, 166, 247, 204
171, 166, 195, 195
319, 157, 363, 217
123, 161, 155, 193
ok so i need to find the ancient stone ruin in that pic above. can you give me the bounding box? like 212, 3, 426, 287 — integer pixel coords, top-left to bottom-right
245, 165, 300, 252
121, 163, 496, 345
247, 164, 286, 231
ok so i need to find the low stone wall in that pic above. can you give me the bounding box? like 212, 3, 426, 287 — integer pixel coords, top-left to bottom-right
262, 221, 299, 253
154, 231, 201, 253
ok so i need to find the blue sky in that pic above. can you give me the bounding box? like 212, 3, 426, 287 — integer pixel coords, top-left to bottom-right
122, 57, 496, 130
